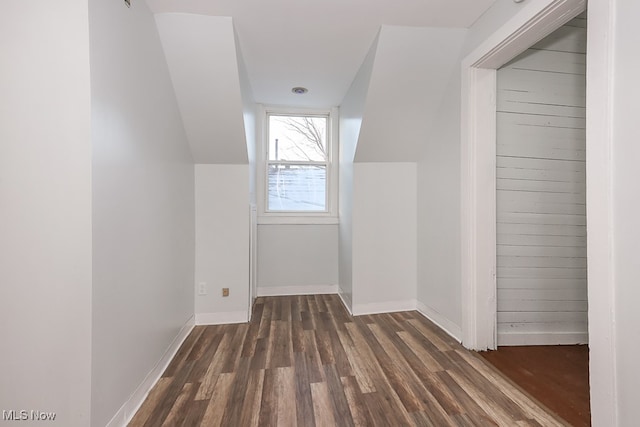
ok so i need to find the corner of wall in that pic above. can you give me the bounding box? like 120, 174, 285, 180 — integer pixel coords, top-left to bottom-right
105, 316, 195, 427
416, 301, 462, 342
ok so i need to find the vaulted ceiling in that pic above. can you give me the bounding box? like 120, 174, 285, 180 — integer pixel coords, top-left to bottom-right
145, 0, 497, 108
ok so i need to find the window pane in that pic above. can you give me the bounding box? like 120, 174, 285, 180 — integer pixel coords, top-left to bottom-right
268, 164, 326, 211
268, 115, 327, 161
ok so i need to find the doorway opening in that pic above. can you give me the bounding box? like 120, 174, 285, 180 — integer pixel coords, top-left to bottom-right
494, 12, 587, 348
460, 0, 590, 424
481, 12, 590, 425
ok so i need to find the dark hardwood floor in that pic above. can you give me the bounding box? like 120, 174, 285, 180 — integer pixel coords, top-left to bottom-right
129, 295, 567, 426
479, 345, 590, 426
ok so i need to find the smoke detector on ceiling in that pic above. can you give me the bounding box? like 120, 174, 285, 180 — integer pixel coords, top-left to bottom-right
291, 87, 308, 95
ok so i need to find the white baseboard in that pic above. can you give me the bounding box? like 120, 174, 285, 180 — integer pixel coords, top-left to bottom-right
416, 301, 462, 342
352, 299, 417, 316
196, 310, 249, 325
337, 287, 353, 315
498, 332, 589, 346
257, 284, 339, 297
107, 315, 195, 427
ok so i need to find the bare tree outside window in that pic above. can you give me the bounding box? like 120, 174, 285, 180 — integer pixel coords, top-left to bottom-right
269, 116, 327, 162
267, 115, 329, 211
277, 116, 327, 160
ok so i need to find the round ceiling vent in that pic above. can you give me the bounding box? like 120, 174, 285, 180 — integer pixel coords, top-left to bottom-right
291, 87, 308, 95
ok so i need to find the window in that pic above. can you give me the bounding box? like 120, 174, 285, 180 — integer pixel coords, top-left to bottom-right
258, 107, 338, 223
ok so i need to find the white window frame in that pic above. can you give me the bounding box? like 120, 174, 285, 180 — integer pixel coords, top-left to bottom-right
257, 105, 339, 224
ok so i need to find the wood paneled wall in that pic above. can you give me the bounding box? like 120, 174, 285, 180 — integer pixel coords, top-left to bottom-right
496, 13, 588, 345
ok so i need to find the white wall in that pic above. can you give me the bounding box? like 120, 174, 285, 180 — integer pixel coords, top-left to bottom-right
609, 1, 640, 424
410, 26, 471, 337
195, 165, 250, 323
352, 163, 417, 314
89, 1, 195, 425
0, 3, 92, 426
257, 225, 339, 294
416, 70, 464, 336
343, 26, 464, 318
416, 0, 539, 340
236, 32, 259, 307
338, 35, 379, 311
338, 165, 354, 310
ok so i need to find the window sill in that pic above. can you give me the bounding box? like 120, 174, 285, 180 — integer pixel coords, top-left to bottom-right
257, 215, 339, 225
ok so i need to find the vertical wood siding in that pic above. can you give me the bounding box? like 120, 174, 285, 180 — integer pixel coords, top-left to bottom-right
496, 14, 587, 345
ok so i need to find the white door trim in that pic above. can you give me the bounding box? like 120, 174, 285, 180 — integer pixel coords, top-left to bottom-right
584, 1, 618, 425
460, 0, 587, 351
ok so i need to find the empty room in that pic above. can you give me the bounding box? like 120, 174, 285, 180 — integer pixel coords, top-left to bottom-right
2, 0, 639, 426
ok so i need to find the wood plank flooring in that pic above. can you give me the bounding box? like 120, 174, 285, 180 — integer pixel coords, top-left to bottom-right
479, 345, 590, 426
129, 295, 567, 426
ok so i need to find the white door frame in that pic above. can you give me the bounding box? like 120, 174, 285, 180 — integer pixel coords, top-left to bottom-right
460, 0, 587, 351
461, 0, 619, 423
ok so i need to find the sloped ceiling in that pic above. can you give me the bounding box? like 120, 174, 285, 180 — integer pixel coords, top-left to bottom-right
340, 33, 380, 164
146, 0, 497, 108
155, 14, 248, 164
354, 26, 468, 162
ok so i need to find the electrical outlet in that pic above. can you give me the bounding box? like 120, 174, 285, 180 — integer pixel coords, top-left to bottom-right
198, 282, 207, 296
222, 288, 230, 297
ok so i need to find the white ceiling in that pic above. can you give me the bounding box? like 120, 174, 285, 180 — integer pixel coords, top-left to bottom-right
145, 0, 497, 108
